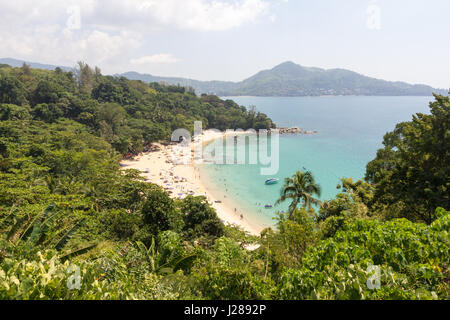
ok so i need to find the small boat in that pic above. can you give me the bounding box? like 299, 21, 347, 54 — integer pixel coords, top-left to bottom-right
264, 205, 273, 209
265, 178, 279, 185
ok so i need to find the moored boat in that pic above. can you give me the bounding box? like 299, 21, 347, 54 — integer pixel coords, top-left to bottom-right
265, 178, 279, 185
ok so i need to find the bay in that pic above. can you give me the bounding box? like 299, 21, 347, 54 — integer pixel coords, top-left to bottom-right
199, 96, 433, 229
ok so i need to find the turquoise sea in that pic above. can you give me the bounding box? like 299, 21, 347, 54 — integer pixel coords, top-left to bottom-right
198, 96, 433, 230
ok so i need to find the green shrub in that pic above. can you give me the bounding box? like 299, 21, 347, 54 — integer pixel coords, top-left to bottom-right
278, 208, 449, 300
142, 188, 183, 237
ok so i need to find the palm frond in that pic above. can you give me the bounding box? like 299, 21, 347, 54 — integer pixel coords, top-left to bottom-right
7, 216, 27, 241
19, 203, 56, 243
55, 218, 85, 251
276, 170, 322, 218
0, 205, 17, 231
134, 240, 156, 271
60, 243, 98, 261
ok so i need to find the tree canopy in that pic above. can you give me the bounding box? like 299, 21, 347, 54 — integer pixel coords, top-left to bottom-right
0, 64, 447, 300
366, 94, 450, 224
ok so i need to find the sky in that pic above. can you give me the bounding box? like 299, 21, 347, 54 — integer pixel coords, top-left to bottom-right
0, 0, 449, 88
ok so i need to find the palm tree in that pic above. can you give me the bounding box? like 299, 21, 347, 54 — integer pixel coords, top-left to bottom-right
275, 170, 322, 218
3, 203, 97, 261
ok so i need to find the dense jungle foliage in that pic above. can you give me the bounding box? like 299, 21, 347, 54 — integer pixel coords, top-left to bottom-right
0, 63, 448, 300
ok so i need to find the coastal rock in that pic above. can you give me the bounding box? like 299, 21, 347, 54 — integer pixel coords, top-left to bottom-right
274, 127, 317, 135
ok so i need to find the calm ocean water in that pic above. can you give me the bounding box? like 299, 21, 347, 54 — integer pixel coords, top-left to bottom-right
198, 96, 433, 229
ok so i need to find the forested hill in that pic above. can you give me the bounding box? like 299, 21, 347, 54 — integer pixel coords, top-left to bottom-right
0, 61, 448, 300
121, 61, 447, 96
2, 58, 446, 97
0, 58, 72, 72
0, 62, 274, 155
119, 71, 238, 98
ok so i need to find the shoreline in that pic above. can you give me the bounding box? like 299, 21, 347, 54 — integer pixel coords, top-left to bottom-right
120, 130, 264, 236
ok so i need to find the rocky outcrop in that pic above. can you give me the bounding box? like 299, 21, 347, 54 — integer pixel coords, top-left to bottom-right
274, 127, 317, 135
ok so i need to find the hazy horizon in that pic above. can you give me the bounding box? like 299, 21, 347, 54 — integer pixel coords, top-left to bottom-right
0, 0, 449, 88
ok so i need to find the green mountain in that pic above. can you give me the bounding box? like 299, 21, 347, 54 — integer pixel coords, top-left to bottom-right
1, 58, 445, 96
120, 71, 238, 96
0, 57, 72, 72
122, 61, 447, 96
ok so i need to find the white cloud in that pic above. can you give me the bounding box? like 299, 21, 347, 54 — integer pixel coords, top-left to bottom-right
95, 0, 270, 32
130, 54, 180, 65
142, 0, 270, 31
0, 0, 271, 32
0, 0, 275, 73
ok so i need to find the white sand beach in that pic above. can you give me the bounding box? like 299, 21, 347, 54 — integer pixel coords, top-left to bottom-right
120, 130, 263, 236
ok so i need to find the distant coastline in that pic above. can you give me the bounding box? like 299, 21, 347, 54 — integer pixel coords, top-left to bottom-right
2, 58, 446, 97
118, 61, 447, 97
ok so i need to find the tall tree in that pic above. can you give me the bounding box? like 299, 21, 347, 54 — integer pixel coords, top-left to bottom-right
75, 61, 94, 95
21, 62, 31, 76
366, 93, 450, 224
0, 76, 28, 105
276, 170, 321, 218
